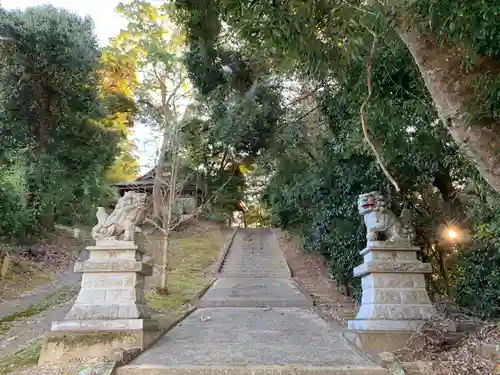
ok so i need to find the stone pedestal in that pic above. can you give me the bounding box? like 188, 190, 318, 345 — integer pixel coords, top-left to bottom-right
348, 241, 435, 332
39, 238, 159, 364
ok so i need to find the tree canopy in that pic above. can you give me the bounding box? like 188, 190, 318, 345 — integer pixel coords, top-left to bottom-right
172, 0, 500, 317
1, 0, 500, 319
0, 5, 134, 238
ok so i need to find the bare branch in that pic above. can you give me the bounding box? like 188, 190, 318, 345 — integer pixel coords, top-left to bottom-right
283, 85, 324, 107
168, 171, 236, 231
360, 31, 401, 193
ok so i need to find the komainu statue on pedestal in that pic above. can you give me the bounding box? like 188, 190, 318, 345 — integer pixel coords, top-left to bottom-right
358, 191, 415, 243
92, 191, 148, 241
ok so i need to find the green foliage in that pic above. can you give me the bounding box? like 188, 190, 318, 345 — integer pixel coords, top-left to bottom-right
454, 246, 500, 319
105, 141, 140, 183
173, 0, 500, 320
0, 5, 126, 240
453, 208, 500, 319
0, 162, 33, 243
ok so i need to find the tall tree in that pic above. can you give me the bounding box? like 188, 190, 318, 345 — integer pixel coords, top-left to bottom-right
99, 39, 141, 183
115, 0, 190, 220
0, 5, 121, 231
174, 0, 500, 195
114, 0, 191, 293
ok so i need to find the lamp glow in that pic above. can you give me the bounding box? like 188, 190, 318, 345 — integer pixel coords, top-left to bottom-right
447, 228, 458, 240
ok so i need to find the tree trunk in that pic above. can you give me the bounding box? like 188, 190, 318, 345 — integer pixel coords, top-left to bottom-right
153, 128, 169, 222
436, 245, 451, 296
396, 24, 500, 194
157, 124, 180, 294
157, 233, 169, 294
433, 168, 468, 225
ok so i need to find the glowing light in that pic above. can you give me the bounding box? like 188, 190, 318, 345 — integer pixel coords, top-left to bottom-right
447, 228, 458, 240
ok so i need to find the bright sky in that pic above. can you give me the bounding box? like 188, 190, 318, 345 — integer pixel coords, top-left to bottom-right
2, 0, 160, 174
2, 0, 127, 45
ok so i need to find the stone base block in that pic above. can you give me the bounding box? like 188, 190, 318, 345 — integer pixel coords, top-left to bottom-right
51, 318, 158, 331
66, 303, 150, 320
343, 330, 425, 357
348, 319, 425, 331
355, 302, 435, 321
116, 365, 390, 375
39, 329, 162, 364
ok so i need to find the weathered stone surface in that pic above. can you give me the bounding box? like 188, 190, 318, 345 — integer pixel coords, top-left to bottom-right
360, 242, 420, 254
348, 319, 426, 331
353, 261, 432, 278
358, 191, 415, 244
343, 330, 423, 357
90, 249, 144, 261
119, 228, 385, 374
198, 277, 312, 308
79, 361, 117, 375
39, 329, 162, 364
127, 308, 379, 367
52, 239, 155, 328
92, 191, 147, 242
349, 226, 435, 331
356, 303, 435, 320
220, 229, 291, 278
361, 274, 426, 289
74, 260, 152, 275
65, 301, 150, 320
51, 318, 157, 331
360, 289, 431, 305
363, 250, 417, 262
116, 365, 389, 375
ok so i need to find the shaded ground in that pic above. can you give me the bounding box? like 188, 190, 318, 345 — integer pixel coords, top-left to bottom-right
0, 229, 88, 375
2, 220, 230, 375
0, 229, 85, 309
276, 230, 358, 327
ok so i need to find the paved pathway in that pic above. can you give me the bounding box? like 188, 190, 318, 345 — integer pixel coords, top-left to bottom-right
0, 264, 80, 320
0, 229, 89, 357
118, 228, 386, 375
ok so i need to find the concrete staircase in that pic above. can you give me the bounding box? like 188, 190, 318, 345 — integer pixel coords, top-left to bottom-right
117, 228, 387, 375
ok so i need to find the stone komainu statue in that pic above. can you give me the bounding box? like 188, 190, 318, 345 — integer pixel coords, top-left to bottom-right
357, 191, 415, 243
92, 191, 148, 241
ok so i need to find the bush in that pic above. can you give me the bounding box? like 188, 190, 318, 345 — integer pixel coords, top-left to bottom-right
454, 246, 500, 319
454, 211, 500, 319
0, 165, 35, 243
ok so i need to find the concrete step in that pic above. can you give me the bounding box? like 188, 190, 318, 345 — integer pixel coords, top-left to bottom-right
197, 278, 312, 308
124, 308, 383, 371
220, 229, 291, 279
116, 365, 389, 375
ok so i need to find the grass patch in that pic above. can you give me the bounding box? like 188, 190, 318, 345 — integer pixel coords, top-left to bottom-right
0, 341, 41, 375
0, 286, 78, 335
142, 222, 230, 322
0, 261, 54, 300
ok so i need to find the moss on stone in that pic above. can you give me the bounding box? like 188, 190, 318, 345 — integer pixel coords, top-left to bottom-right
46, 331, 137, 347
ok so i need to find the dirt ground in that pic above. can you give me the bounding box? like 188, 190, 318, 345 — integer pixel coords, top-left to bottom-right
276, 229, 358, 327
0, 229, 84, 304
